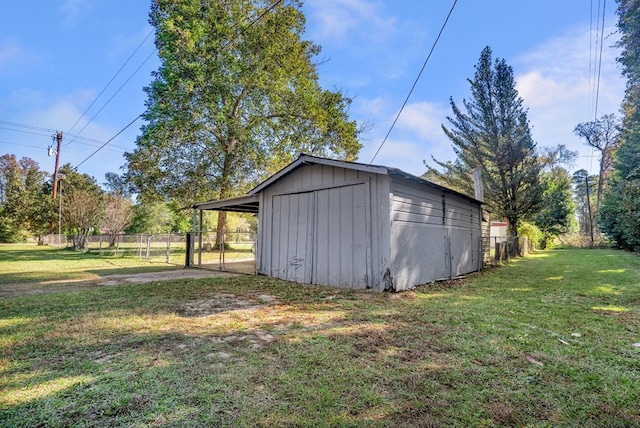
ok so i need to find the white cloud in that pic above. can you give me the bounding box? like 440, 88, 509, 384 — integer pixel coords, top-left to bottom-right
396, 101, 449, 142
514, 24, 625, 173
354, 97, 452, 175
58, 0, 93, 26
0, 40, 21, 68
306, 0, 396, 42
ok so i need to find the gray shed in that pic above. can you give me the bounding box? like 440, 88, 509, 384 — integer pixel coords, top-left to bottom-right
194, 154, 484, 292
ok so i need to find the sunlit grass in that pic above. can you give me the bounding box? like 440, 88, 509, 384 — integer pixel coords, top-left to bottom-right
1, 374, 94, 406
0, 243, 181, 286
0, 247, 639, 426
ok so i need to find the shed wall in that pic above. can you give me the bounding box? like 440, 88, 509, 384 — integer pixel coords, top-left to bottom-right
257, 163, 391, 291
389, 179, 482, 291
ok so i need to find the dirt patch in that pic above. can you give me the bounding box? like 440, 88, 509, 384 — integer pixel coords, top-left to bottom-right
177, 293, 280, 317
0, 268, 239, 298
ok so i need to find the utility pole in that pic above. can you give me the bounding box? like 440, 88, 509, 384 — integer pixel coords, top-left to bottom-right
48, 131, 62, 234
51, 132, 62, 199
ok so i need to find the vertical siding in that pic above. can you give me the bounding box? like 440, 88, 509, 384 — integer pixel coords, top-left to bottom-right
390, 178, 482, 290
258, 164, 390, 290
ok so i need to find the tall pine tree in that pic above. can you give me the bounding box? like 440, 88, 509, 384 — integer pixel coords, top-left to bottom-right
426, 46, 543, 237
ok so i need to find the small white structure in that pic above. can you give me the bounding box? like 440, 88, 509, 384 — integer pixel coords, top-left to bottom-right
193, 154, 484, 292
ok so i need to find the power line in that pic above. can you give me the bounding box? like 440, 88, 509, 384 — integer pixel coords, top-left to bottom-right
370, 0, 458, 164
66, 29, 154, 136
1, 141, 47, 150
0, 125, 125, 153
72, 0, 285, 166
64, 49, 157, 148
0, 121, 117, 145
0, 141, 84, 156
219, 0, 284, 52
593, 0, 606, 120
74, 114, 142, 170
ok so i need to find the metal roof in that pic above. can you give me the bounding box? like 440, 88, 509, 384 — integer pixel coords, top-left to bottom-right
249, 154, 389, 195
192, 154, 483, 211
249, 154, 483, 205
192, 194, 259, 213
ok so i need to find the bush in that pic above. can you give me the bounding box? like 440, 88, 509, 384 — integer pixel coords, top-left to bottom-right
518, 222, 544, 249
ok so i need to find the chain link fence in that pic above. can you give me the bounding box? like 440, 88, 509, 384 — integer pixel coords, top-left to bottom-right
189, 230, 256, 274
43, 233, 188, 265
44, 230, 257, 274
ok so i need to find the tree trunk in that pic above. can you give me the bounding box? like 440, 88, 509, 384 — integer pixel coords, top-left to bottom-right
216, 210, 227, 249
214, 151, 234, 248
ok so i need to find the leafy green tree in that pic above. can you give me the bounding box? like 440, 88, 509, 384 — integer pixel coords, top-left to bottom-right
126, 0, 362, 241
0, 154, 54, 243
104, 172, 132, 197
531, 145, 577, 246
426, 46, 543, 237
128, 201, 173, 234
127, 200, 191, 234
599, 179, 640, 250
598, 0, 640, 250
534, 168, 576, 246
58, 164, 105, 250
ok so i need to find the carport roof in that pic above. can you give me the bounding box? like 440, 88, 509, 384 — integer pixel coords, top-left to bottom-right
192, 194, 259, 213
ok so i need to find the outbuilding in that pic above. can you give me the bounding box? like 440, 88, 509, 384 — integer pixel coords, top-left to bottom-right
193, 154, 484, 292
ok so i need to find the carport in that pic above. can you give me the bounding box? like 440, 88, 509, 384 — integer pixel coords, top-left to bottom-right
189, 195, 259, 274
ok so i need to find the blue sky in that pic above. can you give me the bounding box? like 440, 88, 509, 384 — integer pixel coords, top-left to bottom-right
0, 1, 624, 188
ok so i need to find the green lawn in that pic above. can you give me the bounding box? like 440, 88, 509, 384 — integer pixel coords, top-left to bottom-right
0, 243, 182, 285
1, 248, 639, 426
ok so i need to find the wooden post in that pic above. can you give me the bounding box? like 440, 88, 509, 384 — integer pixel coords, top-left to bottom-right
185, 232, 192, 267
146, 235, 151, 262
166, 232, 171, 264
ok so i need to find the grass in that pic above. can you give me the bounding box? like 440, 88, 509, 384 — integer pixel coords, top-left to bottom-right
1, 248, 639, 426
0, 243, 182, 286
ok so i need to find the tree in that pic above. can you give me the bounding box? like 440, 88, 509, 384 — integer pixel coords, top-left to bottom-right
0, 154, 55, 243
573, 114, 619, 216
598, 0, 640, 250
127, 199, 192, 234
534, 168, 576, 245
426, 46, 543, 237
126, 0, 362, 242
58, 164, 104, 250
572, 169, 597, 243
101, 193, 134, 247
104, 172, 133, 197
533, 145, 577, 246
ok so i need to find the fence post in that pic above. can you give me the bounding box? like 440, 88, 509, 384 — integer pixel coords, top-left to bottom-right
185, 232, 192, 267
146, 235, 151, 262
99, 235, 103, 255
220, 228, 226, 271
138, 234, 142, 259
166, 232, 171, 264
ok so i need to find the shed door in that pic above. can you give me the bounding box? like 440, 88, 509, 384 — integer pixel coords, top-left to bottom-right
313, 184, 369, 288
271, 192, 314, 283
